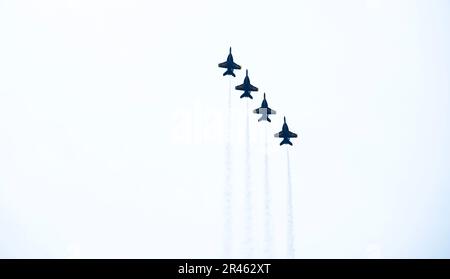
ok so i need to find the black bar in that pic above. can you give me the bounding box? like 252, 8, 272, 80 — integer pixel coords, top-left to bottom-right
1, 259, 450, 278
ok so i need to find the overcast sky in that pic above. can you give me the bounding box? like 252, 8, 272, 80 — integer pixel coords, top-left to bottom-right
1, 0, 449, 258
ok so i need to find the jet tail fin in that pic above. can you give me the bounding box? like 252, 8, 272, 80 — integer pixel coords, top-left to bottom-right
280, 138, 293, 146
223, 69, 236, 77
259, 115, 271, 122
240, 92, 253, 99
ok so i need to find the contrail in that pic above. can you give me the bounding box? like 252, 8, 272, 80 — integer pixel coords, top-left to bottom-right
264, 125, 272, 258
224, 78, 232, 257
244, 99, 253, 258
286, 148, 295, 258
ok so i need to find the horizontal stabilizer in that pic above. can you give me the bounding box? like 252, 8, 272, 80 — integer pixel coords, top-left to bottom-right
260, 115, 271, 122
280, 138, 293, 146
223, 69, 236, 77
240, 92, 253, 99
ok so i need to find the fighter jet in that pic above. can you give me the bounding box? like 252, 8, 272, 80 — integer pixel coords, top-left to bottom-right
274, 117, 298, 146
235, 69, 258, 99
253, 93, 276, 122
218, 47, 241, 77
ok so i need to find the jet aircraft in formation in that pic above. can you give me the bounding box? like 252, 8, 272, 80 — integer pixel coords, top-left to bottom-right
218, 47, 298, 146
218, 47, 241, 77
235, 69, 258, 99
253, 93, 276, 122
274, 117, 298, 146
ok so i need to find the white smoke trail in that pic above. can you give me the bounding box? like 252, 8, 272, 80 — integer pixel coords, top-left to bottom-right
244, 99, 253, 258
264, 125, 272, 258
286, 148, 295, 258
224, 78, 232, 257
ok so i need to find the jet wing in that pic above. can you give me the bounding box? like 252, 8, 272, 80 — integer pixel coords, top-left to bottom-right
253, 108, 266, 114
274, 131, 286, 138
218, 61, 228, 68
232, 62, 241, 69
235, 84, 244, 90
268, 108, 276, 115
249, 84, 258, 91
289, 131, 298, 138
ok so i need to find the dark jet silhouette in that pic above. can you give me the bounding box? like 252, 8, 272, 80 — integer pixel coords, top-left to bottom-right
235, 69, 258, 99
218, 47, 241, 77
253, 93, 276, 122
274, 117, 298, 146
